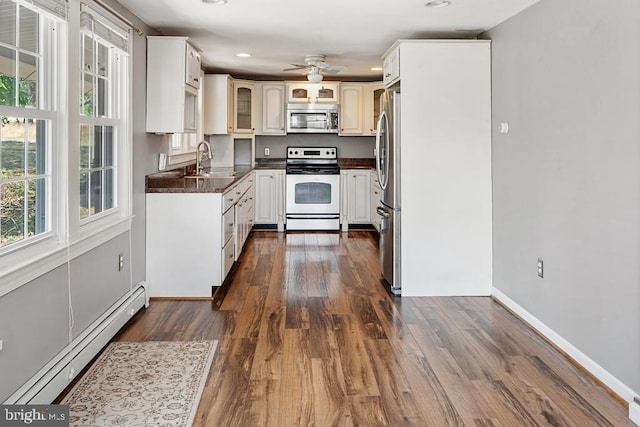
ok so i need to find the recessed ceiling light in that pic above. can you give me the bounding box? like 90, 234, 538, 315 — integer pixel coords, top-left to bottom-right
425, 0, 451, 7
236, 52, 251, 57
202, 0, 227, 4
370, 67, 383, 71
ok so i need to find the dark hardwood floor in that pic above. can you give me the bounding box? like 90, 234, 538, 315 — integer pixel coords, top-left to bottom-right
114, 230, 632, 426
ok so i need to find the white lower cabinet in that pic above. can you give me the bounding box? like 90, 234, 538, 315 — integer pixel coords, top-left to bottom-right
234, 175, 255, 259
371, 170, 382, 232
341, 169, 371, 231
146, 173, 254, 297
254, 169, 285, 231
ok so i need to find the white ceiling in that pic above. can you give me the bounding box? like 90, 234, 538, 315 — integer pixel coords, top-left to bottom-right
118, 0, 540, 81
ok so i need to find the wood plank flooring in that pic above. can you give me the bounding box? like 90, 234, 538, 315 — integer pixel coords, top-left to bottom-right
113, 231, 632, 426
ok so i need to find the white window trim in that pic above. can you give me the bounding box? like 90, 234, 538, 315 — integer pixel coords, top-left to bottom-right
75, 38, 132, 240
0, 7, 65, 274
0, 0, 134, 295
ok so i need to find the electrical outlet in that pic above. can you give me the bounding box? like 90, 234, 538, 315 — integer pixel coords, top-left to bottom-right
118, 254, 124, 271
264, 147, 270, 156
537, 258, 544, 278
0, 340, 3, 351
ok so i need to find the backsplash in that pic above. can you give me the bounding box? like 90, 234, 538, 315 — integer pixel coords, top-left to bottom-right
255, 134, 375, 159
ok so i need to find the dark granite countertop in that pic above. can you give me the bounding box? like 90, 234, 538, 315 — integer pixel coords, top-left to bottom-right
339, 158, 375, 169
254, 158, 286, 169
146, 166, 253, 193
146, 158, 375, 193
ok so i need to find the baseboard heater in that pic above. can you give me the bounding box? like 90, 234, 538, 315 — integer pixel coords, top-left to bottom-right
3, 282, 149, 404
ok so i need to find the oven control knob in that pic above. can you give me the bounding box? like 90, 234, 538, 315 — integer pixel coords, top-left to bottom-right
295, 151, 298, 155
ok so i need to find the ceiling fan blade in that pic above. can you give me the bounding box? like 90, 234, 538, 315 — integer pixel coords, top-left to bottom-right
323, 65, 348, 74
282, 65, 307, 71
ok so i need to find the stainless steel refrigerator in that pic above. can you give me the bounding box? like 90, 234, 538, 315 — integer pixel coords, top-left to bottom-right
375, 90, 401, 295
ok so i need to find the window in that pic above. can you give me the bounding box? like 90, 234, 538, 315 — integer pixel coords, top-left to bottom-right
79, 8, 128, 221
0, 0, 134, 293
0, 0, 59, 249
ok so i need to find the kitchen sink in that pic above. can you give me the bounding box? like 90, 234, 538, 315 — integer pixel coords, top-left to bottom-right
153, 170, 183, 177
185, 172, 236, 179
184, 170, 236, 179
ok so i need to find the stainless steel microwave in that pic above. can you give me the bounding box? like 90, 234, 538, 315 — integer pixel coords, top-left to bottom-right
286, 103, 339, 133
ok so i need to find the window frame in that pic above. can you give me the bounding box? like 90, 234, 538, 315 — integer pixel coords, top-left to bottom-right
0, 0, 134, 297
74, 2, 132, 245
0, 4, 65, 291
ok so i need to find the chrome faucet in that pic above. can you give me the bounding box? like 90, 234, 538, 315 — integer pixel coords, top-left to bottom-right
196, 140, 213, 174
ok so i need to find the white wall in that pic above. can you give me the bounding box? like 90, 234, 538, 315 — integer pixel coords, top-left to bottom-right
399, 41, 493, 296
487, 0, 640, 399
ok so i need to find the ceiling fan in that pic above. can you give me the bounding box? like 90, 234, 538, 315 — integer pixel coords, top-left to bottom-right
283, 54, 347, 83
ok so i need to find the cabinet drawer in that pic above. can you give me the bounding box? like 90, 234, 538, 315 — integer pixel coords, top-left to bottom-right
239, 176, 252, 197
223, 187, 238, 213
222, 208, 234, 246
222, 239, 235, 278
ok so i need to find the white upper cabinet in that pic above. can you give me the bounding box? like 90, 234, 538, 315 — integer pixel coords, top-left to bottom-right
339, 84, 364, 135
185, 42, 202, 89
339, 82, 384, 136
203, 74, 234, 135
364, 83, 385, 136
287, 82, 339, 103
146, 36, 201, 133
233, 80, 255, 133
258, 83, 286, 135
382, 45, 399, 88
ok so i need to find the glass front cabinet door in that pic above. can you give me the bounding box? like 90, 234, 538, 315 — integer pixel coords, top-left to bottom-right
234, 81, 255, 133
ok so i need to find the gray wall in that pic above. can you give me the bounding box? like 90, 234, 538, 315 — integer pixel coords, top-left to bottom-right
0, 0, 163, 402
256, 134, 375, 159
487, 0, 640, 394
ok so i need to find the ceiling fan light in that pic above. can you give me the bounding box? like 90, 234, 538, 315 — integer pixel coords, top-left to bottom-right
307, 71, 323, 83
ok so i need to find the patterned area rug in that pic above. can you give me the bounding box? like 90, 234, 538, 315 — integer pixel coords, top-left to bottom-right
61, 340, 217, 427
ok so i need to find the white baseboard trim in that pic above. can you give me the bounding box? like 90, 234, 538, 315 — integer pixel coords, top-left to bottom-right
3, 282, 148, 404
491, 287, 637, 408
630, 398, 640, 426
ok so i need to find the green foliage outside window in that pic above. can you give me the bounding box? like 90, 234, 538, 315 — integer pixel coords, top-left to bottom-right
0, 74, 37, 110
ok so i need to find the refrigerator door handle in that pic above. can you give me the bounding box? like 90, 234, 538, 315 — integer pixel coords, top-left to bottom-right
375, 110, 388, 189
376, 206, 390, 218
